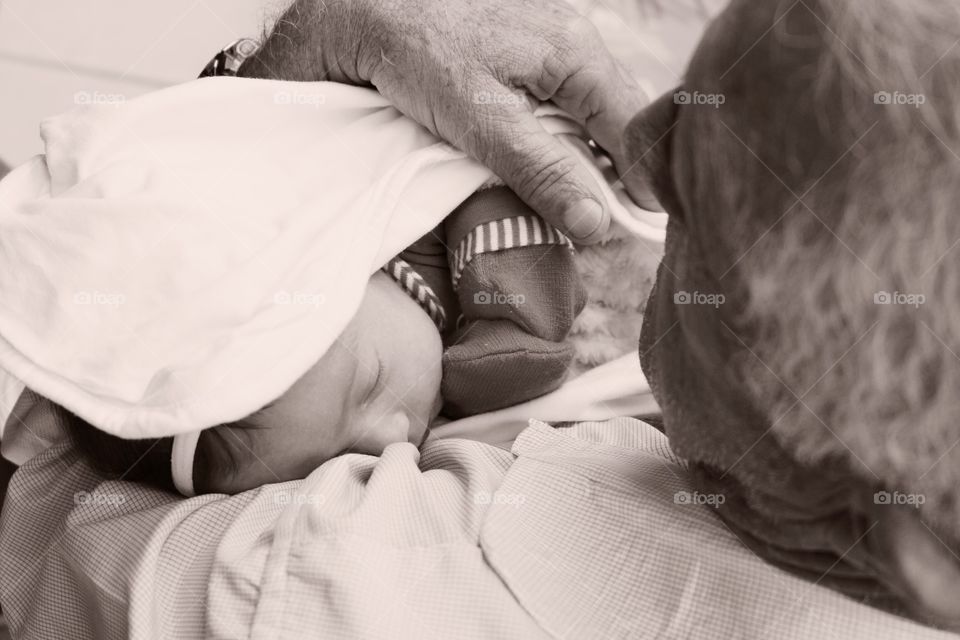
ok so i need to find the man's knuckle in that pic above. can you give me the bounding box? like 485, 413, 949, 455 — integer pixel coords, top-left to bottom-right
515, 152, 578, 199
562, 14, 599, 43
537, 58, 567, 96
535, 17, 597, 89
539, 43, 583, 94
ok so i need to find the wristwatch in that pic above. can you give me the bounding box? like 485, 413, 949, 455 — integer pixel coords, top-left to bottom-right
198, 38, 260, 78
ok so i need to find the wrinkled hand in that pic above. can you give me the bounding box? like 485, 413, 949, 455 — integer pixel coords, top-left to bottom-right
321, 0, 660, 242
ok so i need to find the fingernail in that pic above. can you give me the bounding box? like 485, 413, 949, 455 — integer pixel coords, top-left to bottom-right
564, 198, 605, 241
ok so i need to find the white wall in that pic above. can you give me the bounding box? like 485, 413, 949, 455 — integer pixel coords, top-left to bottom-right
0, 0, 279, 165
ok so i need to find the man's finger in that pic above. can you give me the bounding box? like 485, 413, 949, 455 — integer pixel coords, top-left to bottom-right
466, 106, 611, 244
541, 48, 663, 211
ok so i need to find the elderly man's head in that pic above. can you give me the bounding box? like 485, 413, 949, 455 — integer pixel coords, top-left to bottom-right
624, 0, 960, 627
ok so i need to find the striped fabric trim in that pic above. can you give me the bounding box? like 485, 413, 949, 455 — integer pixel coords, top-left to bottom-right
450, 215, 574, 288
381, 257, 447, 332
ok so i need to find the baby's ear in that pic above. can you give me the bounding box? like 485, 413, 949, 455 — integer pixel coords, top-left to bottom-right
620, 88, 683, 217
867, 499, 960, 628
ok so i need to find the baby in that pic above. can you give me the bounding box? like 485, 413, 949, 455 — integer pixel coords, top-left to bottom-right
67, 184, 586, 495
52, 39, 589, 496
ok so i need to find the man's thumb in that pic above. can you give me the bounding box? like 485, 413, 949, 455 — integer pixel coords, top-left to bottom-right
470, 109, 610, 244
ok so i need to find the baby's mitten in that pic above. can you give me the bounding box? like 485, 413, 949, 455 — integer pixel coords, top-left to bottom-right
446, 187, 587, 342
442, 319, 574, 418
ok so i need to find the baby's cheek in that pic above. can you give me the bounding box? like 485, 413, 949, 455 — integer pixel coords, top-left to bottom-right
422, 331, 443, 383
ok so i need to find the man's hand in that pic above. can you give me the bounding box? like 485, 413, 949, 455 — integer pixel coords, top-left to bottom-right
240, 0, 659, 243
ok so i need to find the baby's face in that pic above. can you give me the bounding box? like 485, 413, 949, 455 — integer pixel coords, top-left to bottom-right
207, 272, 443, 493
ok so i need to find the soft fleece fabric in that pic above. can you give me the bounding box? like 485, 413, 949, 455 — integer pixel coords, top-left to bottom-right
0, 76, 655, 440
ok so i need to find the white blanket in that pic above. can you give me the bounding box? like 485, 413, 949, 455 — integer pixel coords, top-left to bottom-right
0, 77, 659, 440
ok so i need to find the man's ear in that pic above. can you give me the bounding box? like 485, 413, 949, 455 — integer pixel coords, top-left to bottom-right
868, 500, 960, 628
619, 87, 684, 218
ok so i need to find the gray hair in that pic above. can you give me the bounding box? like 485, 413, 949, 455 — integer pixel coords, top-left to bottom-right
722, 0, 960, 537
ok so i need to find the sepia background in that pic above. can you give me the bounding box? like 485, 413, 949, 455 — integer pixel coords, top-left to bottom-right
0, 0, 280, 166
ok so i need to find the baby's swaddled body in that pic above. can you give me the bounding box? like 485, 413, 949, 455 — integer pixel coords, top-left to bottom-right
62, 183, 587, 496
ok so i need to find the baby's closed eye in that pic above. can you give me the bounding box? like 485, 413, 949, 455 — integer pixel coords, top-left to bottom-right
363, 359, 385, 405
